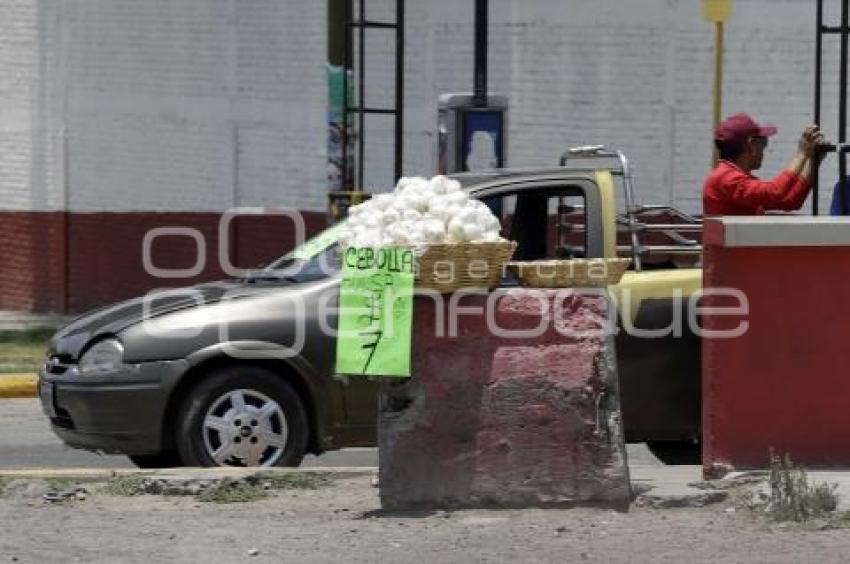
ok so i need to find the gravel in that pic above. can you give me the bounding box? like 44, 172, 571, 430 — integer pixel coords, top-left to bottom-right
2, 474, 850, 563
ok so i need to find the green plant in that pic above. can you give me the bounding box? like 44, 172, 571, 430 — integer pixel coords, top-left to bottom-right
767, 450, 838, 522
258, 471, 337, 491
0, 328, 53, 373
0, 328, 55, 344
103, 474, 148, 497
197, 479, 267, 504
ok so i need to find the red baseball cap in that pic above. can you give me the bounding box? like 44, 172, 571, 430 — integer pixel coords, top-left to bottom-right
714, 113, 777, 147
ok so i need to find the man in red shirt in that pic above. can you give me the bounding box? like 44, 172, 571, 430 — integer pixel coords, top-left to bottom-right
703, 113, 825, 216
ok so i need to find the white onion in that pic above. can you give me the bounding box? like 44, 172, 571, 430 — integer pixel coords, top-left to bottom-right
408, 227, 427, 244
477, 209, 496, 229
362, 212, 382, 229
372, 193, 393, 210
381, 208, 401, 225
390, 230, 410, 245
463, 223, 484, 241
458, 207, 480, 225
360, 234, 382, 248
385, 222, 406, 240
395, 177, 416, 191
428, 196, 448, 214
428, 175, 450, 195
483, 214, 501, 231
447, 217, 465, 240
444, 179, 462, 193
401, 208, 422, 221
423, 219, 446, 242
446, 190, 468, 207
431, 202, 456, 223
342, 175, 505, 248
403, 188, 430, 211
353, 199, 374, 213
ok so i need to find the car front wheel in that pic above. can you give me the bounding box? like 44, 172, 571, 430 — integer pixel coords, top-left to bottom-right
174, 365, 309, 467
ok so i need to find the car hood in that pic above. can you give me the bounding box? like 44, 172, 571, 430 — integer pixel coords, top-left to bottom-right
50, 280, 279, 359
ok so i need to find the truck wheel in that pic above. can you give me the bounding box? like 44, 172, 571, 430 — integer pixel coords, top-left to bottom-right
646, 440, 702, 465
128, 452, 183, 469
175, 366, 309, 467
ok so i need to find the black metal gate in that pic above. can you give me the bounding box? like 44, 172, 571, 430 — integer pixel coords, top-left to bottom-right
815, 0, 850, 214
342, 0, 405, 191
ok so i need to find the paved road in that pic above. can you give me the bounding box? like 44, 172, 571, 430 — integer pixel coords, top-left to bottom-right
0, 398, 661, 469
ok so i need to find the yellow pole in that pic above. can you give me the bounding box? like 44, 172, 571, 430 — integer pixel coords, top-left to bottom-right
712, 20, 724, 166
703, 0, 731, 165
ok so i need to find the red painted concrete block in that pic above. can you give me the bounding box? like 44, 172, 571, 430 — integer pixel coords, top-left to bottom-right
379, 289, 630, 510
702, 217, 850, 477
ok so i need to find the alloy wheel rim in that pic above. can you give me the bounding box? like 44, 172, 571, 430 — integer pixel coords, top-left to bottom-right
201, 389, 288, 466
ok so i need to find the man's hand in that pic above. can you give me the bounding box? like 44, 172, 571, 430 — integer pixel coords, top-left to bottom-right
798, 125, 826, 157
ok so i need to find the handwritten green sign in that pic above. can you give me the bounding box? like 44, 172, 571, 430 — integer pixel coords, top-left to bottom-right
291, 222, 347, 260
335, 247, 414, 377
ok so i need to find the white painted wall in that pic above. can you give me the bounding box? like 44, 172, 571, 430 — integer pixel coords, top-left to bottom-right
0, 0, 62, 211
1, 0, 329, 213
386, 0, 833, 213
0, 0, 844, 214
65, 0, 329, 213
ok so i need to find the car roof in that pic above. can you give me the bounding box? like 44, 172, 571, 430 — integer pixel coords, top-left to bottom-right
450, 165, 608, 193
449, 150, 627, 185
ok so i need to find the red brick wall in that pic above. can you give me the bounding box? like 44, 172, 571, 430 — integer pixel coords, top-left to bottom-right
0, 210, 327, 314
0, 212, 67, 312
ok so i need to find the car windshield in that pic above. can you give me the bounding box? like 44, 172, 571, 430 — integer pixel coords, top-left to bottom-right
245, 185, 496, 285
243, 222, 346, 284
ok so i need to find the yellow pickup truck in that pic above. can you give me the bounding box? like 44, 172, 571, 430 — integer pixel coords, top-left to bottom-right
461, 147, 704, 464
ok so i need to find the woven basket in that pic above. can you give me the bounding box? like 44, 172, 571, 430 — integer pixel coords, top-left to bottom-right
416, 240, 517, 293
507, 258, 631, 288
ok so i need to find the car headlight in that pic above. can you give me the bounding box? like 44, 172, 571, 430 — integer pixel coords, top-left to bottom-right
78, 339, 124, 375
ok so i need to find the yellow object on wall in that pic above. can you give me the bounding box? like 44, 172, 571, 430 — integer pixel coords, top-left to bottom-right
702, 0, 732, 23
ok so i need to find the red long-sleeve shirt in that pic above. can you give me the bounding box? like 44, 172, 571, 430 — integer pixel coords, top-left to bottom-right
702, 160, 811, 216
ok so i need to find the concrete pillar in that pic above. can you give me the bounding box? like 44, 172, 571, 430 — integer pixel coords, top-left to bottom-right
703, 216, 850, 478
379, 288, 631, 510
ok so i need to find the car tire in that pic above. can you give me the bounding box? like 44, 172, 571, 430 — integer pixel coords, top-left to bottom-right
128, 452, 183, 469
646, 440, 702, 465
174, 365, 309, 467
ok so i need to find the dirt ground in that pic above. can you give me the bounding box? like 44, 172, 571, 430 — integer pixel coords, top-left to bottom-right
2, 474, 850, 564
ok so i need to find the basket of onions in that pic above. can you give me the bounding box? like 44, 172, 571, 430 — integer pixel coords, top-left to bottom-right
339, 176, 516, 293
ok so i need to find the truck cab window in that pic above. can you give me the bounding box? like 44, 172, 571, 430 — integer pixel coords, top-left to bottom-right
551, 193, 586, 259
512, 191, 549, 260
483, 187, 587, 261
